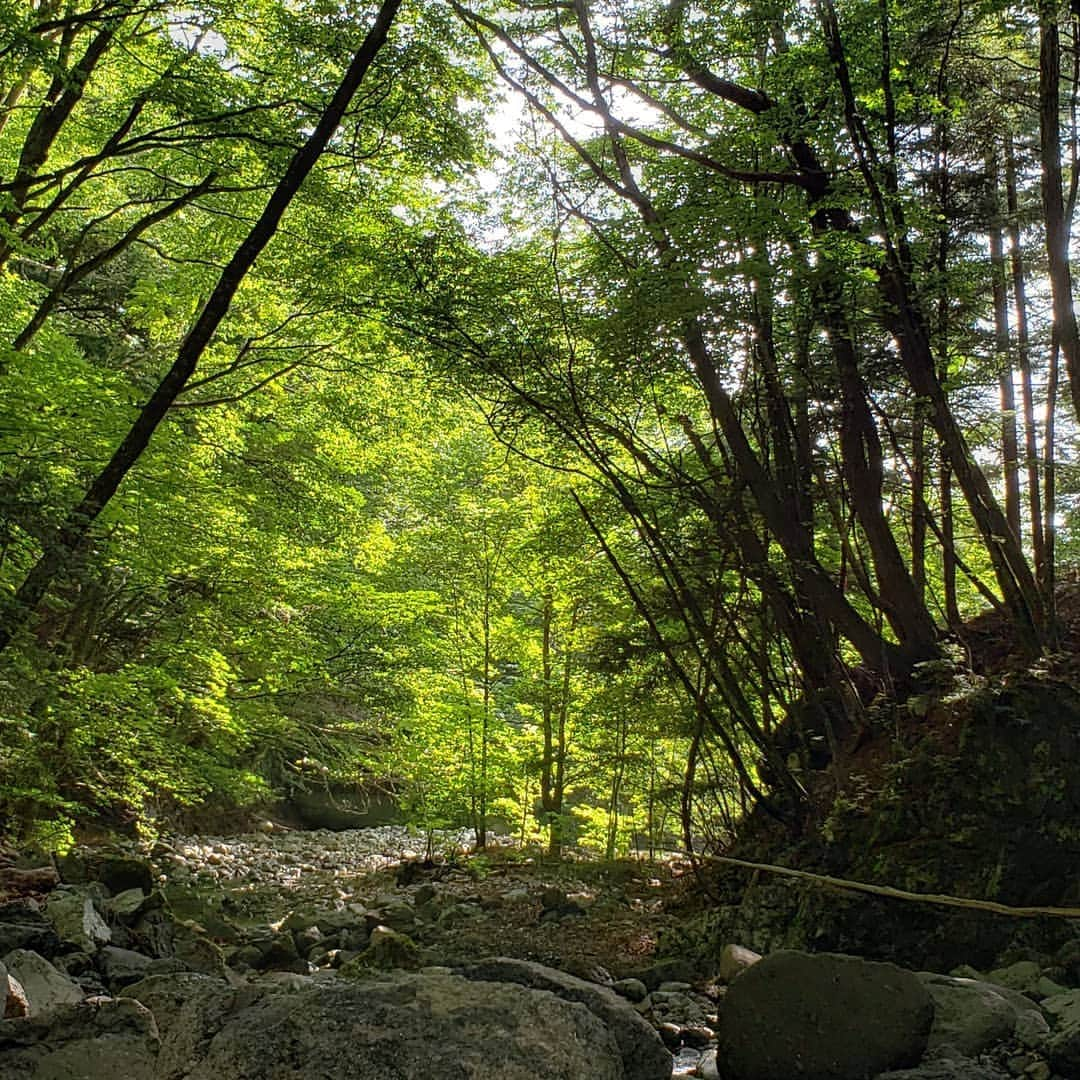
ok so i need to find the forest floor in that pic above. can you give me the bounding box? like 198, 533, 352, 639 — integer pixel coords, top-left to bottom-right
150, 825, 697, 981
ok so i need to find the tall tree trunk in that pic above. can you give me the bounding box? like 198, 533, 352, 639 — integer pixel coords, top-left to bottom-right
987, 158, 1022, 542
1044, 343, 1059, 631
0, 0, 404, 655
1039, 0, 1080, 422
1005, 132, 1046, 584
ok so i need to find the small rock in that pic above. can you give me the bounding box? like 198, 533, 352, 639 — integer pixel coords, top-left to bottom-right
680, 1025, 714, 1049
5, 973, 29, 1018
659, 981, 693, 993
658, 1022, 683, 1050
612, 978, 648, 1003
718, 943, 761, 984
697, 1048, 721, 1080
107, 888, 149, 922
98, 945, 154, 988
343, 925, 420, 970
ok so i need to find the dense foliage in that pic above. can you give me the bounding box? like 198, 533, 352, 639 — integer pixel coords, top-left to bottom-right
0, 0, 1077, 853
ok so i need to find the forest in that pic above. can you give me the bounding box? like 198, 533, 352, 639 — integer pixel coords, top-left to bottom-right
0, 0, 1078, 859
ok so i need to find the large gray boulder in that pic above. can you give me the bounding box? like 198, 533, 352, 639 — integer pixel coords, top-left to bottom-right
919, 972, 1049, 1057
2, 950, 83, 1015
183, 971, 630, 1079
119, 965, 667, 1079
716, 950, 933, 1080
455, 957, 672, 1080
122, 972, 240, 1077
0, 996, 159, 1079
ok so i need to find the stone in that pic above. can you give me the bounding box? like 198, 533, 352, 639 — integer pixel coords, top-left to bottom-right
293, 925, 322, 956
455, 957, 672, 1080
121, 972, 235, 1078
0, 921, 60, 959
919, 972, 1047, 1058
1041, 988, 1080, 1074
344, 924, 420, 970
987, 961, 1043, 995
5, 974, 29, 1018
371, 900, 416, 932
718, 943, 761, 983
658, 1021, 682, 1049
181, 970, 630, 1080
44, 891, 111, 953
2, 949, 84, 1015
98, 945, 155, 988
96, 854, 155, 895
1036, 976, 1069, 999
171, 924, 228, 978
680, 1025, 714, 1049
698, 1049, 721, 1080
876, 1062, 1012, 1079
716, 950, 933, 1080
0, 995, 159, 1078
107, 888, 149, 922
612, 977, 649, 1003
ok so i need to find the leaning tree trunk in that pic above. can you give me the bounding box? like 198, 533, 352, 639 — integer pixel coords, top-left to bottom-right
0, 0, 403, 655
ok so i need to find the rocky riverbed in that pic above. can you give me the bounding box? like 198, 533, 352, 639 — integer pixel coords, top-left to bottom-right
4, 827, 1080, 1078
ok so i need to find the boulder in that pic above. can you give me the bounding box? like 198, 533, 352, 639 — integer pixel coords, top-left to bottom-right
98, 945, 155, 988
455, 957, 672, 1080
875, 1062, 1012, 1080
718, 943, 761, 984
122, 972, 238, 1078
95, 854, 155, 896
2, 950, 84, 1014
985, 960, 1042, 995
716, 950, 933, 1080
44, 891, 111, 953
180, 971, 631, 1080
0, 918, 60, 959
0, 995, 159, 1079
919, 972, 1049, 1057
1042, 988, 1080, 1075
106, 888, 149, 923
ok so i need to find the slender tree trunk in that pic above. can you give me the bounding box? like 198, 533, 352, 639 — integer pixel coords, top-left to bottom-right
539, 592, 557, 855
1044, 343, 1059, 630
1039, 0, 1080, 422
0, 0, 404, 655
1005, 133, 1045, 583
911, 411, 927, 603
988, 159, 1022, 542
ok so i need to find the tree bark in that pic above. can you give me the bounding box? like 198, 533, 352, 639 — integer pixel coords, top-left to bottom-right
1039, 0, 1080, 423
1006, 132, 1046, 584
988, 159, 1022, 543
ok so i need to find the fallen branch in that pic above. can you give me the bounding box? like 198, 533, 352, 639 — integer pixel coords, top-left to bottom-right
707, 854, 1080, 919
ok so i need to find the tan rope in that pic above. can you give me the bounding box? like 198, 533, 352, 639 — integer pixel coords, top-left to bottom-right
705, 853, 1080, 919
